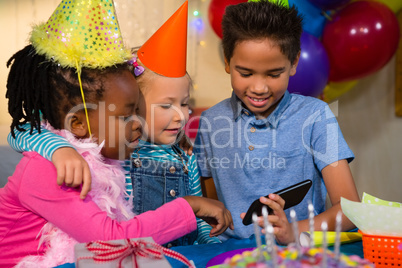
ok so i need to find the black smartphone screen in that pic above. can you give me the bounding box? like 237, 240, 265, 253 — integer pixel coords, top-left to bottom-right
242, 179, 312, 225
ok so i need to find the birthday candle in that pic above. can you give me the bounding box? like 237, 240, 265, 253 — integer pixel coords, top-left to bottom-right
308, 202, 315, 248
321, 221, 328, 268
290, 209, 301, 257
252, 213, 263, 260
262, 206, 271, 252
261, 206, 277, 267
267, 224, 278, 267
334, 211, 342, 262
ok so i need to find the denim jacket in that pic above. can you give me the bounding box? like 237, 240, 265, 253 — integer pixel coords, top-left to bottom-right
131, 145, 198, 247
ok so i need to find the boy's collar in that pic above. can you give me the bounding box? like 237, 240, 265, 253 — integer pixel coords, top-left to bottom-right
230, 91, 291, 128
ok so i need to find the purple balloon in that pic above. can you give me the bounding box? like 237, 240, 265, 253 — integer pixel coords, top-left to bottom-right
307, 0, 350, 10
288, 31, 329, 97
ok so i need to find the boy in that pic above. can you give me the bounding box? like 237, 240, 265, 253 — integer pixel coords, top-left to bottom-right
194, 0, 360, 244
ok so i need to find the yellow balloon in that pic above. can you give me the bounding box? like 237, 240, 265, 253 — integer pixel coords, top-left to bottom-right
321, 80, 359, 103
354, 0, 402, 13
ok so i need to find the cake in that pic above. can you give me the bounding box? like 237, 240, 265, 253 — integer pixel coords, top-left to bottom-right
221, 245, 374, 267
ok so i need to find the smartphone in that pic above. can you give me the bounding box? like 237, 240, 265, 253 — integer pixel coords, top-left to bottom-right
242, 179, 312, 226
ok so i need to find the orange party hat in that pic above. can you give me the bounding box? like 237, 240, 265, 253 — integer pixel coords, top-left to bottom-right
138, 1, 188, 77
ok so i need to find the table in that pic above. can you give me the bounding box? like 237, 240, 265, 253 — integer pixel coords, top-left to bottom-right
57, 234, 364, 268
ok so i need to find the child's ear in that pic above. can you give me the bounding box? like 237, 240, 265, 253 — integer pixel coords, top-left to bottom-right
65, 112, 89, 138
224, 57, 231, 74
290, 51, 301, 77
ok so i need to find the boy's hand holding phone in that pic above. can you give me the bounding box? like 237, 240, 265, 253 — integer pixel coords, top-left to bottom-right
240, 194, 296, 244
242, 180, 312, 225
240, 180, 312, 244
261, 194, 296, 245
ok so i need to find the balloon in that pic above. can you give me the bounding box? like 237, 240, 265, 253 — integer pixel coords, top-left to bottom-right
288, 0, 327, 37
208, 0, 247, 39
288, 32, 330, 97
366, 0, 402, 13
320, 80, 359, 103
184, 108, 207, 140
307, 0, 350, 10
322, 1, 400, 82
184, 115, 200, 140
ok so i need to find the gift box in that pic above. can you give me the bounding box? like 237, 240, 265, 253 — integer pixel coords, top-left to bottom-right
75, 237, 186, 268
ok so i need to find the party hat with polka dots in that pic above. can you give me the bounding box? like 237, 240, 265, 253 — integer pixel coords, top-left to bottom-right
30, 0, 130, 69
29, 0, 131, 136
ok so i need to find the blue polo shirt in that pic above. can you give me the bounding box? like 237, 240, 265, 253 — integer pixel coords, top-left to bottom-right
194, 91, 354, 241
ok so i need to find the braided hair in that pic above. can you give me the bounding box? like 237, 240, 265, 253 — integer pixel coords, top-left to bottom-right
6, 45, 131, 137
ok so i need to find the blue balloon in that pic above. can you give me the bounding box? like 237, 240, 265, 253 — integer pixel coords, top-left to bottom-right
288, 0, 327, 37
288, 31, 329, 97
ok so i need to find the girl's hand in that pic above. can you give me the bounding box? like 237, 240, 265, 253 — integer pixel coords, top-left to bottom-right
240, 194, 296, 245
52, 147, 92, 199
183, 196, 234, 236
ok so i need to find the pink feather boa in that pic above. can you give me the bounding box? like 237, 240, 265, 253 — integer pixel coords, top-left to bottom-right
16, 125, 135, 268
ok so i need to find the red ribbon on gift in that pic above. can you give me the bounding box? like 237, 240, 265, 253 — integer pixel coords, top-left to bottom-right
77, 239, 194, 268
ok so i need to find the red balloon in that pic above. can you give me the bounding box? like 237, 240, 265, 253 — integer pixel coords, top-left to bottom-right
208, 0, 247, 39
322, 1, 400, 82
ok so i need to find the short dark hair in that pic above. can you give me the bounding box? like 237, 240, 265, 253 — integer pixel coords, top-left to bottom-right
6, 45, 131, 137
222, 0, 303, 64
